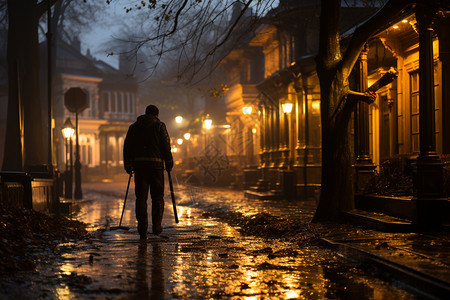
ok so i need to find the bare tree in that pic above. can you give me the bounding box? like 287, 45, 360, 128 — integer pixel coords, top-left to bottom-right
105, 0, 275, 83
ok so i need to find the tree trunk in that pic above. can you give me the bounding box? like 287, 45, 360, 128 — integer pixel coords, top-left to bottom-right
312, 0, 355, 222
3, 0, 45, 170
311, 0, 411, 222
313, 66, 355, 222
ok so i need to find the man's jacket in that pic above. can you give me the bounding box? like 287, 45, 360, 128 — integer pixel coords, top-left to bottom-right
123, 114, 173, 170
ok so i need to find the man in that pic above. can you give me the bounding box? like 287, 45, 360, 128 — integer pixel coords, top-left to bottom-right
123, 105, 173, 239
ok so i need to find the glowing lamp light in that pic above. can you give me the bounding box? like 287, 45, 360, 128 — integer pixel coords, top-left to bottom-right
204, 118, 212, 130
402, 19, 408, 23
172, 147, 178, 153
281, 101, 293, 114
393, 25, 399, 29
242, 106, 252, 115
175, 116, 183, 124
252, 128, 257, 134
177, 138, 183, 145
61, 118, 75, 139
312, 100, 321, 112
184, 133, 191, 140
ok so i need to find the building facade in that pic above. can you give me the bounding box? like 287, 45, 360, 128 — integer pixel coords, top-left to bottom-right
48, 38, 138, 179
224, 2, 450, 226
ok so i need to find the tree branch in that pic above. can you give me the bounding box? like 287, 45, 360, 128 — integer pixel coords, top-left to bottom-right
205, 0, 253, 57
166, 0, 189, 36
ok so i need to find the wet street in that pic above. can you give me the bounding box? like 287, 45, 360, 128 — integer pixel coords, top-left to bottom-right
1, 177, 421, 299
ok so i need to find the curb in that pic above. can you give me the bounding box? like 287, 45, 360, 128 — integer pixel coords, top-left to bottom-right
319, 238, 450, 299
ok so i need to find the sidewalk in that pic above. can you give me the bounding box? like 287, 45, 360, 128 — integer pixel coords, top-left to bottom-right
316, 221, 450, 299
83, 181, 450, 299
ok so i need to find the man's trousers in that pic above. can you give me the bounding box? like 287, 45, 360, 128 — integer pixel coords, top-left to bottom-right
134, 168, 165, 236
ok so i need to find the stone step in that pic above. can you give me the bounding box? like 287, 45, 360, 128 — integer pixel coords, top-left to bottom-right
343, 209, 414, 232
355, 194, 414, 220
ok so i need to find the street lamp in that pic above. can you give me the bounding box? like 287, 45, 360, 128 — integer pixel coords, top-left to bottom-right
242, 106, 252, 115
61, 118, 74, 199
281, 100, 293, 114
62, 118, 75, 140
177, 138, 183, 145
203, 115, 212, 150
204, 116, 212, 130
184, 132, 191, 140
175, 116, 183, 124
281, 99, 293, 168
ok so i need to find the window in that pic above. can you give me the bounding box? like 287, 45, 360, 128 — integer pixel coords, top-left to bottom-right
103, 92, 110, 112
410, 72, 419, 153
125, 93, 129, 113
118, 92, 124, 113
81, 145, 87, 164
112, 92, 117, 112
88, 145, 92, 165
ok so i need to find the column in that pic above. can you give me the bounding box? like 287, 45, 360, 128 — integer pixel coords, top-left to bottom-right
259, 103, 267, 169
413, 3, 445, 228
435, 13, 450, 153
303, 85, 313, 198
256, 102, 270, 191
354, 45, 376, 193
269, 105, 276, 168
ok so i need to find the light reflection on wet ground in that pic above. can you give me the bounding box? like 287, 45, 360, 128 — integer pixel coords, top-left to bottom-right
0, 180, 421, 299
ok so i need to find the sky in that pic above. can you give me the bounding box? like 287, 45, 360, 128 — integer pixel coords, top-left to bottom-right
79, 1, 130, 69
79, 0, 281, 71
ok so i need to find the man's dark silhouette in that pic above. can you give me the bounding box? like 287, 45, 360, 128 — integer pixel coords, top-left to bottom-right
123, 105, 173, 239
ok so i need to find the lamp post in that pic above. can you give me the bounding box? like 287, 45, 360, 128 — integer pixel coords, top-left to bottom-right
281, 99, 295, 197
74, 111, 82, 200
281, 100, 293, 167
61, 118, 74, 199
64, 87, 87, 200
175, 116, 183, 124
184, 132, 191, 168
242, 105, 253, 166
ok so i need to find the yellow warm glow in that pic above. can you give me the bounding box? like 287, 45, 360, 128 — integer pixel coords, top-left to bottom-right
62, 127, 75, 139
312, 100, 320, 111
282, 102, 293, 113
242, 106, 252, 115
204, 119, 212, 130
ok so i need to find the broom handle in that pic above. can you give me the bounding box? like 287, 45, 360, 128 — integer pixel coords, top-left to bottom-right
168, 171, 179, 223
119, 173, 132, 227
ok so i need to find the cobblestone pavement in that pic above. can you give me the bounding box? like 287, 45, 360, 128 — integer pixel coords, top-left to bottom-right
0, 177, 424, 299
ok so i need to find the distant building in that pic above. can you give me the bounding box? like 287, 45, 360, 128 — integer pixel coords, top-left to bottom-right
42, 38, 138, 179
